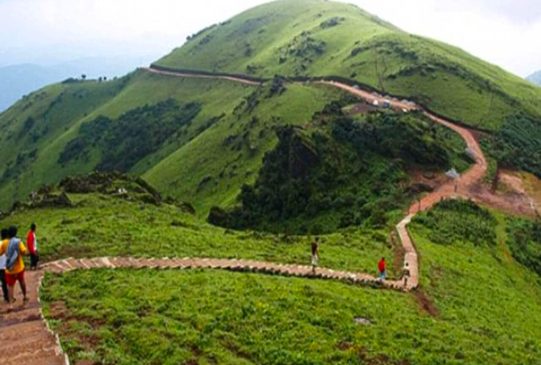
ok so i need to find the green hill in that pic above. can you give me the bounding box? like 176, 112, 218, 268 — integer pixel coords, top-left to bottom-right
1, 2, 540, 362
0, 70, 345, 212
0, 0, 539, 217
156, 0, 541, 130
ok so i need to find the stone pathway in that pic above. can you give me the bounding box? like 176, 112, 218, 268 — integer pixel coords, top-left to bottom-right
0, 257, 406, 364
0, 67, 491, 364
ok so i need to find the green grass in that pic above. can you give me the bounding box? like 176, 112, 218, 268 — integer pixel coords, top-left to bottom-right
155, 0, 541, 130
42, 218, 541, 365
7, 189, 539, 364
1, 193, 394, 276
41, 269, 416, 365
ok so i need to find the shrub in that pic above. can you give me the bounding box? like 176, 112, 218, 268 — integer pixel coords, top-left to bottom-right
58, 99, 201, 171
414, 199, 497, 246
506, 218, 541, 275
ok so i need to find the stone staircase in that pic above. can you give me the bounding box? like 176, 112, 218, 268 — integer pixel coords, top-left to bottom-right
0, 256, 410, 364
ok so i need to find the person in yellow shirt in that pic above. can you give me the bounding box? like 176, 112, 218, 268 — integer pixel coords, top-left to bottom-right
0, 226, 28, 304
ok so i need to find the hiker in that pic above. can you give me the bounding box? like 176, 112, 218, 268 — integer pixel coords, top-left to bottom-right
402, 261, 411, 288
378, 257, 386, 281
27, 223, 39, 270
0, 226, 29, 305
311, 237, 320, 274
0, 229, 9, 303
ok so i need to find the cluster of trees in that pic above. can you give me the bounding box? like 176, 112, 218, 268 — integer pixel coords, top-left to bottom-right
59, 99, 201, 172
414, 199, 497, 246
486, 114, 541, 178
331, 112, 452, 169
506, 217, 541, 276
279, 31, 326, 69
209, 109, 469, 233
320, 17, 345, 29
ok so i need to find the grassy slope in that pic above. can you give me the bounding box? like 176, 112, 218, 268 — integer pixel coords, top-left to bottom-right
0, 78, 127, 207
0, 193, 394, 275
0, 70, 341, 212
41, 208, 541, 364
156, 0, 541, 130
144, 82, 343, 213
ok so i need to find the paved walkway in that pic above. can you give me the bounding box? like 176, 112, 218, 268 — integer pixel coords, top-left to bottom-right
0, 67, 490, 364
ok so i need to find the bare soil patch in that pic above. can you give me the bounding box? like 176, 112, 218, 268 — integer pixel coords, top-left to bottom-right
413, 290, 439, 317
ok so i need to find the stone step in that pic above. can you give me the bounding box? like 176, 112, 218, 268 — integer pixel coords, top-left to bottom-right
1, 346, 63, 365
0, 320, 47, 341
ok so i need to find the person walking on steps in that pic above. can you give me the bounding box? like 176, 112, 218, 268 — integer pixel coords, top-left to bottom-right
27, 223, 39, 270
0, 229, 9, 303
402, 261, 411, 288
0, 226, 29, 306
311, 237, 320, 274
378, 257, 386, 281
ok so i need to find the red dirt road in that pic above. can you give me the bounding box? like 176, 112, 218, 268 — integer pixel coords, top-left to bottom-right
143, 67, 263, 86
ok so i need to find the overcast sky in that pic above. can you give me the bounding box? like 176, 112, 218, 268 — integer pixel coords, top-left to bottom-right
0, 0, 540, 77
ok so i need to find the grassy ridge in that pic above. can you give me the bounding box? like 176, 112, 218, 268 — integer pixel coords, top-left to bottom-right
0, 78, 128, 207
0, 72, 254, 209
156, 0, 541, 129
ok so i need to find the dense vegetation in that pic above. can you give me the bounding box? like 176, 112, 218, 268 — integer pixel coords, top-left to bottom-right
212, 109, 470, 233
156, 0, 541, 130
483, 114, 541, 178
412, 199, 497, 246
506, 217, 541, 276
58, 99, 202, 172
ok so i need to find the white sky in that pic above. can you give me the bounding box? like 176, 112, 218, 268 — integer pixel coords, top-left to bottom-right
0, 0, 540, 76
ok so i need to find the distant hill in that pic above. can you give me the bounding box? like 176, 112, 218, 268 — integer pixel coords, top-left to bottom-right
0, 56, 155, 111
0, 0, 540, 217
527, 70, 541, 85
156, 0, 541, 130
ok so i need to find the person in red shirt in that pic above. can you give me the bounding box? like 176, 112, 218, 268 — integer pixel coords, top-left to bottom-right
378, 257, 386, 281
27, 223, 39, 270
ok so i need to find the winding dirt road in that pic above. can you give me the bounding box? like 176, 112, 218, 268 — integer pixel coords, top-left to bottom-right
0, 67, 499, 364
144, 67, 262, 86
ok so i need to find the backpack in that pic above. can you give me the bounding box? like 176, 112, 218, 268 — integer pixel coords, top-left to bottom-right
6, 238, 21, 271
